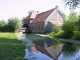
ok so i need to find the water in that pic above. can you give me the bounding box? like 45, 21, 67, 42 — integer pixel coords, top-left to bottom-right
18, 33, 80, 60
24, 49, 53, 60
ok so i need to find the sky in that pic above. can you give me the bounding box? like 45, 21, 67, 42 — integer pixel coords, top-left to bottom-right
0, 0, 80, 21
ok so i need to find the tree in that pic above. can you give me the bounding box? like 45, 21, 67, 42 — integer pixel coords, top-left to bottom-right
52, 25, 62, 33
62, 13, 67, 23
63, 0, 80, 9
68, 12, 78, 22
0, 20, 7, 32
28, 10, 34, 14
62, 12, 78, 38
8, 17, 22, 32
21, 17, 26, 25
77, 16, 80, 30
75, 15, 80, 31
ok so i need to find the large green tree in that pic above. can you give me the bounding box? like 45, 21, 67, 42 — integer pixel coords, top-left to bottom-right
63, 0, 80, 9
62, 12, 78, 38
68, 12, 78, 22
8, 17, 22, 32
0, 20, 7, 32
77, 16, 80, 30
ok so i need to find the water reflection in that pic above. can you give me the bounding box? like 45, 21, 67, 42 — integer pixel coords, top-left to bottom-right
62, 42, 80, 58
23, 33, 80, 60
26, 34, 55, 47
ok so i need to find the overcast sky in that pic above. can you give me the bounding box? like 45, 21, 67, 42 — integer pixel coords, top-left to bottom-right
0, 0, 80, 21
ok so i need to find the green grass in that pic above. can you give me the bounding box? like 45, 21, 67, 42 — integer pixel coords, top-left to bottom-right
0, 32, 27, 60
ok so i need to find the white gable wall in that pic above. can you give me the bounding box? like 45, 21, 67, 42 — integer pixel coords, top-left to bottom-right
45, 8, 63, 25
44, 8, 63, 33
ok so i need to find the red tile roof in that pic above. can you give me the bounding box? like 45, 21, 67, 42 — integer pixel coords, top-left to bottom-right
31, 8, 56, 23
25, 12, 39, 20
25, 13, 31, 19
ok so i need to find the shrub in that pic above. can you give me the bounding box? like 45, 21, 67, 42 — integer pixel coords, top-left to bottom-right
52, 25, 62, 33
8, 17, 22, 32
54, 31, 73, 39
54, 32, 64, 38
0, 20, 7, 32
47, 32, 55, 37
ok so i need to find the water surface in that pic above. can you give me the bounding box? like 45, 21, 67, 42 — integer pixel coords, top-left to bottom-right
24, 33, 80, 60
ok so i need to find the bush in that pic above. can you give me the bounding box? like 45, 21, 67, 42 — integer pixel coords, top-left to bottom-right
52, 25, 62, 33
0, 17, 22, 32
0, 20, 7, 32
72, 31, 80, 40
54, 32, 64, 38
47, 32, 55, 37
8, 17, 22, 32
54, 31, 73, 39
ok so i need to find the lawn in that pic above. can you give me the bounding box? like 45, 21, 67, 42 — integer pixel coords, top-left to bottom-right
0, 32, 27, 60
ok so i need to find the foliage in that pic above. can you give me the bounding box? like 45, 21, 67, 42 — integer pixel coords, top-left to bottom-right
21, 17, 26, 25
47, 25, 62, 37
68, 12, 78, 22
0, 32, 27, 60
75, 16, 80, 31
54, 32, 64, 38
0, 20, 7, 32
0, 17, 22, 32
47, 32, 55, 37
72, 31, 80, 40
8, 17, 22, 32
62, 21, 74, 32
62, 12, 78, 39
62, 12, 67, 23
54, 13, 80, 40
62, 21, 75, 38
52, 25, 62, 33
63, 0, 80, 9
28, 10, 34, 14
54, 31, 70, 38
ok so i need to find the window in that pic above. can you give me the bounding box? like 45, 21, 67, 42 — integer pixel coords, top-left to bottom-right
34, 26, 35, 30
30, 26, 31, 29
32, 26, 33, 29
42, 26, 43, 30
39, 25, 40, 30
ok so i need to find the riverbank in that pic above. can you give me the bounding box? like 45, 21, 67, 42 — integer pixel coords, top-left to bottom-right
25, 33, 80, 45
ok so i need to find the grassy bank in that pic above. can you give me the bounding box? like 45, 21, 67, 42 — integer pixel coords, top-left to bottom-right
0, 32, 27, 60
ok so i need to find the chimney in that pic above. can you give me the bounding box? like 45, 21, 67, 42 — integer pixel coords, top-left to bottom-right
55, 5, 59, 10
37, 11, 39, 13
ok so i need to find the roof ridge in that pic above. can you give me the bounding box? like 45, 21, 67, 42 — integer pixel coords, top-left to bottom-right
40, 8, 56, 14
31, 8, 56, 23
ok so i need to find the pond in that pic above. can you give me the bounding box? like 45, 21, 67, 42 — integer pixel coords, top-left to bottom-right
19, 33, 80, 60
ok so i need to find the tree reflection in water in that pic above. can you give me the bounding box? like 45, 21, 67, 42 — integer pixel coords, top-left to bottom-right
24, 33, 80, 59
62, 42, 80, 58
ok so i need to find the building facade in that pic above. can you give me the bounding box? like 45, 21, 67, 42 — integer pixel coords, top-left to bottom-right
24, 6, 63, 33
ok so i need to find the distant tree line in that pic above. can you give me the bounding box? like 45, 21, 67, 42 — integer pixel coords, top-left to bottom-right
0, 17, 22, 32
0, 10, 35, 32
